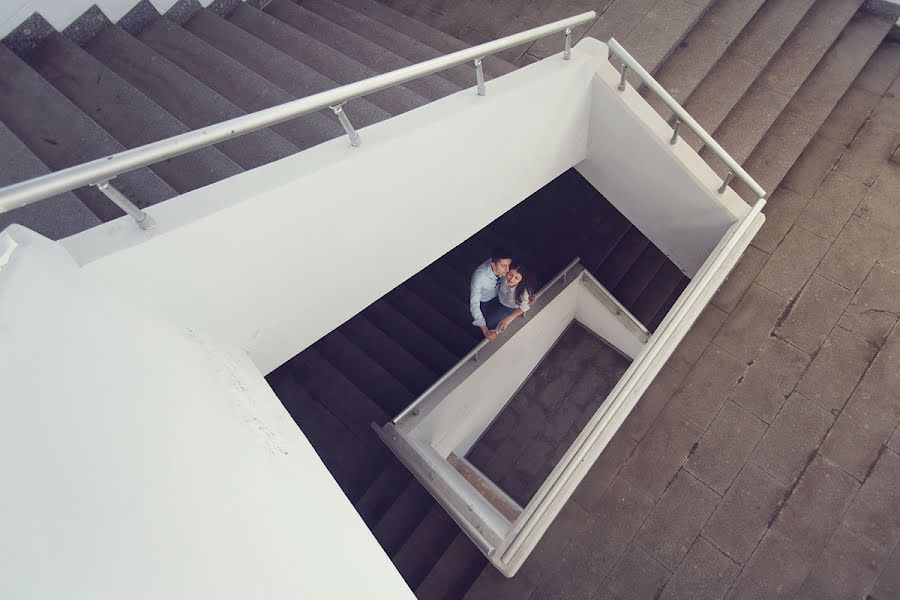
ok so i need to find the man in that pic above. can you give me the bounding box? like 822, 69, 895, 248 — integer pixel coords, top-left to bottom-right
470, 248, 512, 341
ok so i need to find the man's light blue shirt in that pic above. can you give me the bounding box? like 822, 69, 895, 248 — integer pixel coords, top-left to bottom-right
470, 259, 500, 327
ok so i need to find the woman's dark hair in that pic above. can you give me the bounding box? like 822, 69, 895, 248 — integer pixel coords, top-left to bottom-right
509, 262, 537, 306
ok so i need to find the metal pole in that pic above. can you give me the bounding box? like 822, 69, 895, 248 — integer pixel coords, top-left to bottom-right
330, 103, 361, 147
474, 59, 486, 96
670, 118, 681, 145
718, 171, 734, 194
617, 63, 628, 91
563, 28, 572, 60
93, 180, 155, 229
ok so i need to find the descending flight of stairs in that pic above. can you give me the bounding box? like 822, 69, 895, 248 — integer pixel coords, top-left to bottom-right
0, 0, 896, 597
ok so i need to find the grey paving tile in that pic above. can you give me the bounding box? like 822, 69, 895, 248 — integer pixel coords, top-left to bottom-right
794, 524, 890, 600
685, 401, 767, 494
870, 540, 900, 600
817, 215, 892, 291
518, 498, 590, 582
749, 392, 834, 486
603, 544, 671, 600
573, 432, 638, 513
856, 187, 900, 232
817, 85, 881, 145
771, 455, 860, 559
723, 529, 811, 600
835, 118, 900, 186
621, 407, 704, 499
713, 283, 788, 363
711, 246, 769, 314
890, 426, 900, 453
854, 41, 900, 95
464, 567, 536, 600
779, 133, 845, 199
668, 344, 747, 430
842, 447, 900, 550
872, 160, 900, 198
872, 78, 900, 131
729, 336, 810, 423
620, 365, 686, 442
634, 470, 720, 570
666, 305, 729, 375
531, 544, 606, 600
752, 188, 811, 254
775, 273, 854, 355
821, 407, 897, 483
796, 325, 878, 412
756, 225, 831, 299
658, 536, 741, 600
838, 263, 900, 346
702, 463, 788, 564
796, 170, 869, 241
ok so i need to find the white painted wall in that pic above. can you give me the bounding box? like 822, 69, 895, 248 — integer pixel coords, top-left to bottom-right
0, 226, 415, 600
576, 43, 749, 277
0, 0, 222, 38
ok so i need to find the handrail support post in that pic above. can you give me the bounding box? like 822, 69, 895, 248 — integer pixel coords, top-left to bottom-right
563, 28, 572, 60
617, 63, 628, 91
330, 103, 362, 147
474, 58, 486, 96
93, 180, 155, 229
670, 118, 681, 145
718, 171, 734, 194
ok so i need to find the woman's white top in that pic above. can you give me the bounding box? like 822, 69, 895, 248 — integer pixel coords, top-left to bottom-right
498, 279, 531, 312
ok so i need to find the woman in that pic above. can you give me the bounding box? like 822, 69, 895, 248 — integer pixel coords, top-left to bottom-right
486, 262, 537, 333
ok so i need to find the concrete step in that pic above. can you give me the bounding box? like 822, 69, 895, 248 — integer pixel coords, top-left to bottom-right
266, 369, 381, 501
297, 0, 473, 88
385, 285, 475, 357
267, 0, 459, 102
681, 0, 819, 150
363, 300, 459, 374
613, 244, 668, 308
0, 45, 176, 221
339, 313, 438, 395
415, 532, 486, 600
86, 23, 297, 170
333, 0, 515, 79
183, 9, 388, 131
314, 328, 415, 416
577, 201, 631, 273
354, 459, 412, 526
593, 225, 651, 291
372, 481, 435, 555
27, 32, 242, 195
734, 11, 893, 199
139, 16, 342, 150
645, 0, 768, 121
701, 0, 866, 171
630, 260, 687, 328
406, 272, 481, 340
0, 122, 101, 239
286, 347, 389, 443
649, 276, 690, 331
227, 3, 427, 118
392, 504, 459, 589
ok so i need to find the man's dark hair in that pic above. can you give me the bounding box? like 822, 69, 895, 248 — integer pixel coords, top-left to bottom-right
491, 247, 512, 263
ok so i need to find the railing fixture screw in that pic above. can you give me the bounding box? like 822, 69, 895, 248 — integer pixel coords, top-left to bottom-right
718, 171, 734, 194
670, 118, 681, 145
330, 102, 361, 147
474, 58, 486, 96
617, 64, 628, 91
563, 28, 572, 60
92, 180, 155, 229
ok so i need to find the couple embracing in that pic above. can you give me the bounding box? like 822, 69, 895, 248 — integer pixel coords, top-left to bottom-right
469, 248, 537, 342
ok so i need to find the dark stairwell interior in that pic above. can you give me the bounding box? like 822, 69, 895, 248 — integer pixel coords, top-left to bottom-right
265, 167, 689, 594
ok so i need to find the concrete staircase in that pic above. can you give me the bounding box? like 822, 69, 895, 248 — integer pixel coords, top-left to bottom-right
0, 0, 897, 597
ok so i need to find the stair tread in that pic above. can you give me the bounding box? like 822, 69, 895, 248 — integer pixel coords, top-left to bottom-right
314, 328, 415, 416
386, 285, 476, 357
392, 504, 460, 589
87, 23, 297, 171
0, 121, 100, 239
406, 274, 481, 340
269, 0, 459, 102
630, 261, 688, 327
28, 31, 242, 195
0, 45, 176, 221
140, 16, 342, 149
614, 244, 668, 308
372, 481, 435, 556
593, 226, 651, 291
298, 0, 473, 88
228, 3, 426, 118
363, 300, 459, 374
415, 532, 487, 600
354, 458, 413, 526
649, 276, 690, 331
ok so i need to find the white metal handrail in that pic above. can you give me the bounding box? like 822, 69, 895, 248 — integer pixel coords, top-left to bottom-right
393, 256, 582, 424
607, 38, 767, 200
0, 11, 596, 223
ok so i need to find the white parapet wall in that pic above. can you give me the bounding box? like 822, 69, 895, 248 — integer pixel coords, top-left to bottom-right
0, 226, 416, 600
61, 38, 746, 377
